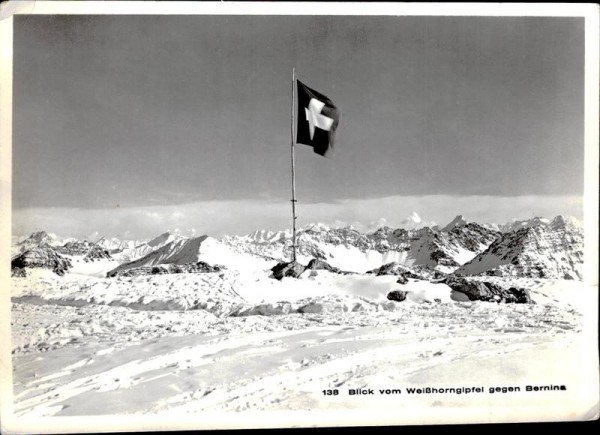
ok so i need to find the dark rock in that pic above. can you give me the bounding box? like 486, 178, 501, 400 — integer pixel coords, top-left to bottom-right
429, 250, 459, 267
107, 261, 221, 278
425, 268, 448, 280
396, 275, 408, 285
11, 245, 72, 276
368, 262, 425, 280
235, 303, 293, 316
306, 258, 340, 273
387, 290, 408, 302
56, 241, 111, 261
11, 267, 27, 278
370, 262, 397, 275
271, 261, 306, 280
151, 266, 164, 275
84, 246, 112, 261
505, 287, 533, 304
443, 276, 532, 304
297, 302, 324, 313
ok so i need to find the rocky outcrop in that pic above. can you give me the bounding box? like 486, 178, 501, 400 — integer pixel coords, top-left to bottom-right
443, 276, 532, 304
387, 290, 408, 302
56, 241, 112, 261
11, 245, 72, 276
271, 261, 307, 280
305, 258, 354, 275
306, 258, 341, 273
107, 261, 222, 278
367, 262, 427, 281
83, 246, 112, 262
271, 258, 351, 280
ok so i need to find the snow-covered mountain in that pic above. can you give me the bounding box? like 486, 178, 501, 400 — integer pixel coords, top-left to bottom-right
12, 215, 584, 280
222, 217, 499, 274
456, 216, 584, 279
99, 232, 183, 264
408, 222, 501, 272
10, 215, 592, 420
12, 231, 60, 258
107, 234, 275, 277
11, 245, 73, 276
442, 215, 468, 232
483, 216, 575, 233
108, 236, 209, 275
500, 216, 551, 232
55, 241, 111, 260
96, 237, 140, 251
147, 231, 179, 248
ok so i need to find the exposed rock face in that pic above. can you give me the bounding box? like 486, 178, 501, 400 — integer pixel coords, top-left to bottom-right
305, 258, 355, 275
271, 261, 306, 280
367, 226, 410, 252
448, 223, 501, 254
367, 262, 428, 280
56, 241, 112, 261
455, 216, 583, 280
306, 258, 341, 273
11, 245, 72, 276
391, 223, 500, 272
443, 276, 532, 304
442, 215, 468, 232
18, 231, 57, 246
107, 261, 222, 278
83, 246, 112, 262
12, 231, 60, 258
387, 290, 408, 302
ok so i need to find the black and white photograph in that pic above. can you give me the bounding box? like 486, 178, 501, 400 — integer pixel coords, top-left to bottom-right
1, 1, 598, 432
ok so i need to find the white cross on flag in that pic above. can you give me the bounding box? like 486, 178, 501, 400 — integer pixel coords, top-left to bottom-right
296, 80, 340, 157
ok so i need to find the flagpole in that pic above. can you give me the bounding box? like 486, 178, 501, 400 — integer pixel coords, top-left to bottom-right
290, 67, 297, 263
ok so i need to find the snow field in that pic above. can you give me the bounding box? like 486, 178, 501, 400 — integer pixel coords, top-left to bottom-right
9, 260, 596, 419
10, 298, 590, 417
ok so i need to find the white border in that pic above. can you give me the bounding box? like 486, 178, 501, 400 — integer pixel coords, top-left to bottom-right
1, 2, 598, 433
0, 1, 596, 17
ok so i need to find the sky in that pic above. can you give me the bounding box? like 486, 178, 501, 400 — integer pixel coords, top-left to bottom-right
12, 14, 586, 238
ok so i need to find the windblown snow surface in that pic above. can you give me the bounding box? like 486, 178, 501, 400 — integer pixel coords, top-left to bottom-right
9, 242, 599, 427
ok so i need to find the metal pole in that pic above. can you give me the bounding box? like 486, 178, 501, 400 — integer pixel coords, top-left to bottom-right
291, 67, 297, 263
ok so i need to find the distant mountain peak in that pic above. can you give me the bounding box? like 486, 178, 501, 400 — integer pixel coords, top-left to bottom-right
147, 231, 175, 248
442, 215, 468, 232
456, 216, 583, 279
550, 215, 582, 229
19, 230, 57, 245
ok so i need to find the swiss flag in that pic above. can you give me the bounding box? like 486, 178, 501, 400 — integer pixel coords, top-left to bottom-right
296, 80, 341, 157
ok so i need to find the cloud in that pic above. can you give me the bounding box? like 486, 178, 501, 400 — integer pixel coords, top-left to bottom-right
12, 194, 583, 240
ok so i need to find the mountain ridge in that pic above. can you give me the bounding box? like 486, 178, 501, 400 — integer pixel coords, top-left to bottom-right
11, 215, 584, 281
